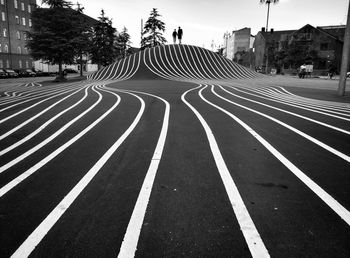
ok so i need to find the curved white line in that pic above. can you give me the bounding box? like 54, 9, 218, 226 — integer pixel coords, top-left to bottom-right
199, 85, 350, 227
182, 85, 270, 258
10, 89, 142, 258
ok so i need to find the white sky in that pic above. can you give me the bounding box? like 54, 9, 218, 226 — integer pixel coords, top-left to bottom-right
42, 0, 349, 49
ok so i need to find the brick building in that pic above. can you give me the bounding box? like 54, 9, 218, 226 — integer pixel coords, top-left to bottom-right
253, 24, 346, 75
0, 0, 36, 70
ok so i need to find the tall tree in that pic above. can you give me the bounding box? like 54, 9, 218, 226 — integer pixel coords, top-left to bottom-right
90, 10, 117, 68
141, 8, 166, 49
71, 3, 93, 76
27, 0, 81, 81
260, 0, 279, 31
116, 27, 132, 59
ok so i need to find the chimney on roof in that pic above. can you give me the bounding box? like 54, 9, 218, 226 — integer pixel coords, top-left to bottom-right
262, 27, 265, 32
270, 28, 274, 34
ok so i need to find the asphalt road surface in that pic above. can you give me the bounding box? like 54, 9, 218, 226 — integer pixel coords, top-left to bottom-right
0, 45, 349, 258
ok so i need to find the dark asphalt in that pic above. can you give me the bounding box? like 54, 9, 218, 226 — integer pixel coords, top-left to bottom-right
0, 45, 349, 257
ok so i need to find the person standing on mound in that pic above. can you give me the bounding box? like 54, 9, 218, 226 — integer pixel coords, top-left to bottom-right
177, 26, 183, 44
172, 29, 177, 44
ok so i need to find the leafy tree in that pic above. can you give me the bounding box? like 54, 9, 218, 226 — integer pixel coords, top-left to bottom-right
116, 27, 132, 59
141, 8, 166, 49
27, 0, 82, 80
90, 10, 117, 68
71, 3, 93, 76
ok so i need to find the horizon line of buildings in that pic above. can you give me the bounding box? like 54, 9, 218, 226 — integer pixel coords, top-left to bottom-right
221, 24, 346, 75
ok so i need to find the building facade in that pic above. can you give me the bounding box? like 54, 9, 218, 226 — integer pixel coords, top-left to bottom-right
223, 27, 254, 61
0, 0, 36, 70
253, 24, 346, 74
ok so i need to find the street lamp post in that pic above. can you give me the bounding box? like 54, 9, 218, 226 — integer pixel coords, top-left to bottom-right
338, 1, 350, 96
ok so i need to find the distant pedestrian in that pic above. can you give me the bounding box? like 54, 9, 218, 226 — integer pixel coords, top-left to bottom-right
328, 64, 336, 79
299, 64, 306, 79
172, 29, 177, 44
177, 26, 183, 44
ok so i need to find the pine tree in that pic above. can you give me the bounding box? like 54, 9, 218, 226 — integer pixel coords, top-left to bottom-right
26, 0, 85, 80
141, 8, 166, 49
116, 27, 132, 59
90, 10, 117, 68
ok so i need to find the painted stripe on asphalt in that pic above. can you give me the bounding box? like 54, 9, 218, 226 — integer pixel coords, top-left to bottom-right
117, 89, 170, 258
228, 86, 350, 135
10, 89, 144, 258
199, 85, 350, 226
182, 85, 270, 258
214, 86, 350, 162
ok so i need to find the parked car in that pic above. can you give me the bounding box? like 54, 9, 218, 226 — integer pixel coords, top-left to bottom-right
4, 69, 19, 78
34, 70, 56, 77
0, 69, 7, 78
63, 68, 78, 74
16, 69, 36, 77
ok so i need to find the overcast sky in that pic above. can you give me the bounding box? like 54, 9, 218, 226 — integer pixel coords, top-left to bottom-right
47, 0, 349, 49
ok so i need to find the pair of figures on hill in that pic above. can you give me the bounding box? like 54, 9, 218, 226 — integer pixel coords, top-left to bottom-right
172, 27, 183, 44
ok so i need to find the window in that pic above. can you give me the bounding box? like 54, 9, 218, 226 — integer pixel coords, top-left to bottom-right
14, 0, 18, 9
21, 2, 24, 11
0, 0, 4, 5
1, 12, 5, 21
28, 18, 32, 27
0, 60, 3, 69
22, 17, 26, 26
3, 28, 7, 37
15, 15, 20, 24
19, 60, 22, 68
6, 59, 9, 68
26, 61, 29, 68
320, 43, 329, 51
28, 4, 31, 13
17, 46, 22, 54
24, 47, 28, 54
16, 31, 21, 39
0, 44, 2, 52
4, 44, 8, 52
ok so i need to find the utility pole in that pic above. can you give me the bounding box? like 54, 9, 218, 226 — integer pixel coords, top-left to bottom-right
266, 1, 270, 32
140, 18, 143, 47
338, 1, 350, 96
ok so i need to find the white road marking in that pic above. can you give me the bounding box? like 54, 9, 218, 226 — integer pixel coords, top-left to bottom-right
199, 85, 350, 226
116, 89, 170, 258
226, 85, 350, 135
213, 86, 350, 162
10, 89, 144, 258
182, 85, 270, 258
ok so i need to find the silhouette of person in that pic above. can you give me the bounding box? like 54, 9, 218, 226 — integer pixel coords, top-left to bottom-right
177, 26, 183, 44
172, 29, 177, 44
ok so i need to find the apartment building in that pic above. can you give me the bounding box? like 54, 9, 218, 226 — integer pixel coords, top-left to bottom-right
253, 24, 345, 74
0, 0, 36, 70
222, 27, 255, 61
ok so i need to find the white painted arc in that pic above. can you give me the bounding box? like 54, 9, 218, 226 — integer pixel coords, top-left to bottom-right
212, 85, 350, 162
0, 84, 90, 141
103, 88, 170, 258
0, 84, 86, 124
199, 85, 350, 226
182, 85, 270, 258
228, 86, 350, 135
250, 87, 350, 119
0, 86, 102, 174
0, 85, 119, 198
0, 83, 83, 111
10, 89, 144, 258
0, 86, 91, 155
